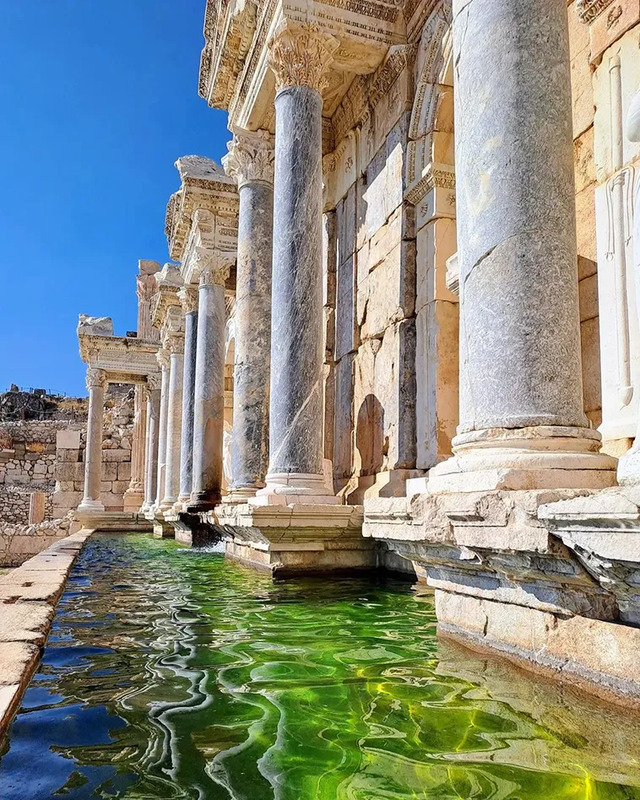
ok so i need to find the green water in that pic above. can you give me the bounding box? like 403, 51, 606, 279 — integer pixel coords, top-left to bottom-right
1, 534, 640, 799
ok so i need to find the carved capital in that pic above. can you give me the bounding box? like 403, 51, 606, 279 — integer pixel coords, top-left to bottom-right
267, 22, 339, 94
86, 368, 108, 391
167, 332, 185, 355
222, 128, 275, 188
145, 372, 161, 393
178, 286, 199, 314
198, 250, 233, 287
156, 348, 171, 371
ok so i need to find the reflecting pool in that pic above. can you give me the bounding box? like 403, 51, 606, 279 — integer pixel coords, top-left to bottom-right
1, 533, 640, 799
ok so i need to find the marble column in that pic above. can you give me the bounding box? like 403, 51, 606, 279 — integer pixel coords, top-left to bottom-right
618, 86, 640, 484
255, 22, 340, 505
78, 367, 107, 513
177, 287, 198, 507
428, 0, 615, 492
222, 128, 274, 501
189, 259, 231, 511
142, 374, 161, 511
154, 349, 171, 510
123, 387, 146, 511
161, 334, 184, 510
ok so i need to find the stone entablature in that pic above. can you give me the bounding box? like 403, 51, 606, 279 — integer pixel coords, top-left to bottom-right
165, 156, 238, 281
77, 317, 161, 387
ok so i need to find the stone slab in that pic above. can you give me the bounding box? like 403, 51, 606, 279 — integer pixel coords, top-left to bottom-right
0, 602, 54, 645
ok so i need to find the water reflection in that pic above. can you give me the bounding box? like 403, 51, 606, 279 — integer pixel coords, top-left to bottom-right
0, 533, 639, 799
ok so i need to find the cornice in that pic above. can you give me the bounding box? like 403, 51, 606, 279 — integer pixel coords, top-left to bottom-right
165, 155, 239, 263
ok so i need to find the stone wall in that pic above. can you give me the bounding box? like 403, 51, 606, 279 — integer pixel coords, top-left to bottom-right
0, 386, 134, 524
0, 512, 77, 567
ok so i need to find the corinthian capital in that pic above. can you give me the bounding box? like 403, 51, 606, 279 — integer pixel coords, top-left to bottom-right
267, 22, 339, 94
222, 128, 275, 188
178, 286, 199, 314
156, 348, 170, 371
198, 249, 234, 287
86, 367, 108, 391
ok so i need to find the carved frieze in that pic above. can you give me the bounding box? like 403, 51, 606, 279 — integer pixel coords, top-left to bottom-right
577, 0, 615, 24
222, 128, 275, 187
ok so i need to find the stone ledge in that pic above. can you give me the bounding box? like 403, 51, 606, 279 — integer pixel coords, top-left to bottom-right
436, 589, 640, 704
0, 528, 93, 740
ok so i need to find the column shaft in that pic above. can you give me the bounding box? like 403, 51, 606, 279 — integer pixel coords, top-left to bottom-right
189, 270, 227, 510
124, 387, 146, 510
428, 0, 615, 491
154, 359, 171, 508
78, 368, 106, 513
143, 383, 161, 509
162, 349, 184, 508
178, 304, 198, 504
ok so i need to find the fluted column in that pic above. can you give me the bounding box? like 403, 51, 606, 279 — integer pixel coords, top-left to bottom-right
142, 374, 161, 511
78, 367, 107, 514
428, 0, 615, 493
255, 22, 340, 505
177, 287, 199, 506
161, 332, 184, 510
154, 349, 171, 509
189, 258, 231, 511
123, 387, 146, 511
222, 129, 274, 501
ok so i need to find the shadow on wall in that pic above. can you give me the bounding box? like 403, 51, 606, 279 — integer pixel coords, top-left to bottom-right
356, 393, 388, 476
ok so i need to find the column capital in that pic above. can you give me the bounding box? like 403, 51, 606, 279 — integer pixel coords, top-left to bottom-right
86, 367, 108, 391
198, 250, 234, 287
178, 286, 199, 314
156, 348, 171, 371
167, 332, 185, 355
267, 21, 339, 95
222, 128, 275, 188
145, 372, 161, 395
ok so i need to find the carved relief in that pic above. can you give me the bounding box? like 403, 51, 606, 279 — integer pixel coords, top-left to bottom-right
222, 128, 275, 187
267, 22, 339, 94
577, 0, 615, 24
178, 286, 199, 315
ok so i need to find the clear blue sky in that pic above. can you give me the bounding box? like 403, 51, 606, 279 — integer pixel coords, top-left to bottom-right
0, 1, 229, 397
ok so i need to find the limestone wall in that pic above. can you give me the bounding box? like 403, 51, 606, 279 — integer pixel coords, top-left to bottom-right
0, 387, 134, 524
0, 512, 77, 567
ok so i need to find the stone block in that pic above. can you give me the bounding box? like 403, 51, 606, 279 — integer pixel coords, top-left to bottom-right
112, 481, 129, 494
0, 642, 39, 687
357, 240, 415, 340
568, 1, 594, 138
581, 316, 602, 418
102, 463, 118, 482
575, 185, 596, 262
117, 462, 131, 481
574, 126, 595, 194
103, 449, 130, 462
56, 429, 81, 450
333, 355, 355, 481
28, 492, 46, 524
0, 603, 54, 646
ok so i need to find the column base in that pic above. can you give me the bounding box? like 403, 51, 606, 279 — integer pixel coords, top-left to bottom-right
252, 472, 339, 506
216, 501, 371, 576
187, 491, 221, 513
428, 426, 617, 493
77, 500, 105, 515
223, 486, 259, 504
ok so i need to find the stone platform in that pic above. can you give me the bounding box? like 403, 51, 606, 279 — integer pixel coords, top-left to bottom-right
214, 502, 373, 576
364, 488, 640, 702
76, 509, 154, 533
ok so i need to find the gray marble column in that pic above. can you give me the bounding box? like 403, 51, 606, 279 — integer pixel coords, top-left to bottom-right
142, 374, 161, 511
177, 287, 199, 506
189, 260, 231, 511
222, 129, 274, 501
78, 367, 107, 513
161, 336, 184, 510
154, 350, 171, 509
429, 0, 615, 492
255, 22, 339, 503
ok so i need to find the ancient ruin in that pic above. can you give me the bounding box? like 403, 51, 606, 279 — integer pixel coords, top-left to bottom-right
3, 0, 640, 794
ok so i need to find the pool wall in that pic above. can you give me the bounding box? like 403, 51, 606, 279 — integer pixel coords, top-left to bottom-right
0, 528, 93, 738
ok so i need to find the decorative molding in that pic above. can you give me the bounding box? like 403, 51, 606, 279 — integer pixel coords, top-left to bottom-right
146, 373, 161, 393
577, 0, 615, 24
86, 368, 108, 391
222, 128, 275, 187
405, 163, 455, 205
267, 22, 339, 94
156, 349, 171, 371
